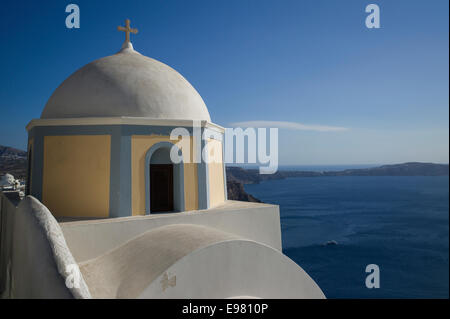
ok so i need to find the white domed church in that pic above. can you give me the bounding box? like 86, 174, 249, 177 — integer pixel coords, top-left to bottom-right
0, 21, 324, 299
26, 20, 226, 218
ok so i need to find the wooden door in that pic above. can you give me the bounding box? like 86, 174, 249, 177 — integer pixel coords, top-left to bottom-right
150, 164, 174, 212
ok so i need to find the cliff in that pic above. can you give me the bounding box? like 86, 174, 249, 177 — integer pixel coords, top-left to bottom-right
226, 162, 449, 186
0, 145, 27, 180
226, 180, 261, 203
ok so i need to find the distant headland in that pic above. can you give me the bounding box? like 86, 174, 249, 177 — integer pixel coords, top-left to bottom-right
227, 162, 449, 185
0, 144, 448, 202
225, 162, 448, 201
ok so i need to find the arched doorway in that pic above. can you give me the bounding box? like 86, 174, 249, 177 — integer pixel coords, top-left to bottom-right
150, 148, 173, 212
145, 142, 184, 214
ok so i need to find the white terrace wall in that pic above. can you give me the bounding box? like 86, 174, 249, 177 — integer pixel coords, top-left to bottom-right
60, 201, 283, 263
0, 193, 91, 299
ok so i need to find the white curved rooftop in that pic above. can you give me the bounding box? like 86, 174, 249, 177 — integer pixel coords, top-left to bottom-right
78, 224, 325, 299
41, 43, 211, 121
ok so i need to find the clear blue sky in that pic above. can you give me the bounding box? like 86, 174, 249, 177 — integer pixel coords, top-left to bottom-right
0, 0, 448, 165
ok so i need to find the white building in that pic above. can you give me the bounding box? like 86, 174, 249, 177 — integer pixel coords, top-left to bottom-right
0, 20, 324, 299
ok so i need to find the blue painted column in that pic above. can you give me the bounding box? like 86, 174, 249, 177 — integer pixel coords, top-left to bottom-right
109, 127, 132, 218
197, 127, 210, 209
222, 132, 228, 201
29, 128, 44, 201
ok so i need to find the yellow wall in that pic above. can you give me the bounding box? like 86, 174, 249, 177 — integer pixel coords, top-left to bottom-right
42, 135, 111, 218
207, 139, 225, 207
131, 135, 199, 215
184, 162, 199, 211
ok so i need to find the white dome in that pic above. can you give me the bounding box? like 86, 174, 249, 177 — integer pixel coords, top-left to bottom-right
41, 46, 211, 121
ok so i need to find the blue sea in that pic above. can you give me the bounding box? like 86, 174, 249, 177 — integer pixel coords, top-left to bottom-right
244, 175, 449, 298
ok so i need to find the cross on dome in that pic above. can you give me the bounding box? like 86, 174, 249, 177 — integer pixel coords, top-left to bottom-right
117, 19, 138, 45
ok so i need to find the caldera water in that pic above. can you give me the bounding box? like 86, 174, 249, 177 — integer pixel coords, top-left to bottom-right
244, 174, 449, 298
